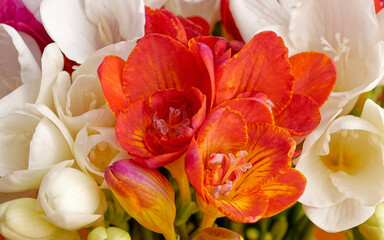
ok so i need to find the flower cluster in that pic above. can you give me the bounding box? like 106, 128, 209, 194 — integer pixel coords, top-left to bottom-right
1, 0, 384, 240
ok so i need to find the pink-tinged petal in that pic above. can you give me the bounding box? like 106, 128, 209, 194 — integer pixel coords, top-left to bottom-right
239, 123, 295, 185
105, 159, 176, 239
97, 55, 128, 116
145, 7, 187, 45
218, 31, 294, 115
290, 52, 336, 107
193, 227, 244, 240
0, 0, 52, 52
115, 101, 154, 159
215, 98, 274, 124
122, 34, 208, 103
196, 107, 248, 161
185, 139, 205, 196
213, 192, 268, 223
187, 17, 210, 36
261, 168, 306, 218
274, 94, 321, 136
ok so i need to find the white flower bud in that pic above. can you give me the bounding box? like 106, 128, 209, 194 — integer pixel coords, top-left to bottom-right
0, 198, 80, 240
36, 161, 107, 231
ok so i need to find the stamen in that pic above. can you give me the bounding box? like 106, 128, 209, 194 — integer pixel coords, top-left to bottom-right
153, 107, 191, 137
98, 14, 113, 46
320, 32, 350, 63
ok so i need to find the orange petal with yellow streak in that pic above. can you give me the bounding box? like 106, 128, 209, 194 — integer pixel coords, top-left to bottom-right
261, 168, 306, 218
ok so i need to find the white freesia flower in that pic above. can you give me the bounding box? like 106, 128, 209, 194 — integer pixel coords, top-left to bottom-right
0, 198, 80, 240
36, 161, 107, 231
0, 104, 73, 192
0, 24, 41, 117
52, 41, 136, 137
231, 0, 384, 117
165, 0, 220, 26
88, 227, 131, 240
40, 0, 145, 63
296, 99, 384, 232
74, 126, 130, 185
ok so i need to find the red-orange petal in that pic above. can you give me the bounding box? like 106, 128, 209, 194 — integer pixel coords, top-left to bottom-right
220, 0, 244, 41
185, 139, 205, 196
97, 55, 128, 116
274, 94, 321, 136
261, 168, 306, 218
290, 52, 336, 107
215, 98, 274, 124
122, 34, 208, 103
145, 7, 187, 44
213, 192, 268, 223
115, 101, 154, 159
218, 31, 294, 115
196, 107, 248, 162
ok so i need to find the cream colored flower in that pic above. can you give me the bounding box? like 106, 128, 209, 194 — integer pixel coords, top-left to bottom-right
36, 161, 107, 231
296, 99, 384, 232
74, 126, 130, 185
0, 104, 73, 192
0, 198, 80, 240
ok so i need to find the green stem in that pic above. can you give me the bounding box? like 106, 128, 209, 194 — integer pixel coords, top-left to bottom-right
166, 156, 191, 207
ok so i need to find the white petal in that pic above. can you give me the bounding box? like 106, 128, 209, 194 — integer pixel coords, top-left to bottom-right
297, 150, 346, 208
40, 0, 144, 63
29, 117, 73, 169
37, 162, 105, 230
25, 103, 74, 152
0, 24, 41, 117
303, 199, 375, 232
72, 40, 136, 79
165, 0, 221, 25
35, 43, 64, 110
144, 0, 167, 9
0, 198, 80, 240
230, 0, 296, 42
40, 0, 102, 63
289, 0, 378, 53
361, 99, 384, 134
0, 111, 40, 176
0, 168, 50, 192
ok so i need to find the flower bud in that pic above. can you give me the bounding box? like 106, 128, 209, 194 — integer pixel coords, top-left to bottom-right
0, 198, 80, 240
359, 201, 384, 239
88, 227, 131, 240
192, 227, 244, 240
36, 161, 107, 231
105, 159, 176, 240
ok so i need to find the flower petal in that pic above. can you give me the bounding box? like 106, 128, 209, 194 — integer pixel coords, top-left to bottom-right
196, 107, 248, 160
303, 199, 375, 232
261, 168, 306, 217
218, 31, 294, 115
274, 94, 321, 136
290, 52, 336, 107
122, 34, 208, 103
192, 227, 244, 240
216, 98, 274, 124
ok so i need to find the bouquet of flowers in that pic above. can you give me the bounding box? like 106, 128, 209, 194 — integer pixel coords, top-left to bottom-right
1, 0, 384, 239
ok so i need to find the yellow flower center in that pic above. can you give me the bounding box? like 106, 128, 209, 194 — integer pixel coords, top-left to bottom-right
321, 129, 361, 175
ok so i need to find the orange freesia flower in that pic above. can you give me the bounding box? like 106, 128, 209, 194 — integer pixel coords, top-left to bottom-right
98, 34, 212, 168
185, 107, 306, 223
192, 227, 244, 240
216, 31, 336, 137
104, 159, 176, 240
